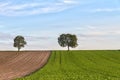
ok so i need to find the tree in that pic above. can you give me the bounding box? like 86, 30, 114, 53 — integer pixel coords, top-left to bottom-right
58, 34, 78, 51
13, 35, 27, 52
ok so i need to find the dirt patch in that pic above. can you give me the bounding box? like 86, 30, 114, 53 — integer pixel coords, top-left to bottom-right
0, 51, 51, 80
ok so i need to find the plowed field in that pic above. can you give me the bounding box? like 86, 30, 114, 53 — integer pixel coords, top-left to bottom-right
0, 51, 51, 80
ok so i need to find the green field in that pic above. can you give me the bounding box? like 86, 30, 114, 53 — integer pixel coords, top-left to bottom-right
17, 50, 120, 80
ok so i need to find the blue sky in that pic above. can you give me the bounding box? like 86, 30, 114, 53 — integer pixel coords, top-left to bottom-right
0, 0, 120, 50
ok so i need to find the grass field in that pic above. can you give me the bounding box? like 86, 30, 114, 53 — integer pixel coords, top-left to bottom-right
17, 50, 120, 80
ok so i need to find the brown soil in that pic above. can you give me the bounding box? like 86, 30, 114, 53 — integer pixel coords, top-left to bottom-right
0, 51, 51, 80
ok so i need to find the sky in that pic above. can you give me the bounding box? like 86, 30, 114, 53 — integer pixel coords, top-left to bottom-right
0, 0, 120, 50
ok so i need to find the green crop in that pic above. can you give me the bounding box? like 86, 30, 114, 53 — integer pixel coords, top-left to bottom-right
16, 50, 120, 80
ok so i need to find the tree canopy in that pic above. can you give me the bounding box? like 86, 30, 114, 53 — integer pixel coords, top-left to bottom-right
58, 34, 78, 51
13, 35, 27, 52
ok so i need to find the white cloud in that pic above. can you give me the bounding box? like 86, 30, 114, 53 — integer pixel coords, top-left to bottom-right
75, 25, 97, 31
63, 0, 78, 4
7, 3, 40, 10
75, 25, 120, 38
0, 0, 79, 16
0, 2, 9, 7
25, 36, 52, 41
91, 8, 120, 12
85, 25, 96, 29
79, 31, 120, 38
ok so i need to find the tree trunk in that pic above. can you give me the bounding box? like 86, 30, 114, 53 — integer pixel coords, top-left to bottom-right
18, 47, 20, 52
16, 47, 20, 55
68, 45, 70, 51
